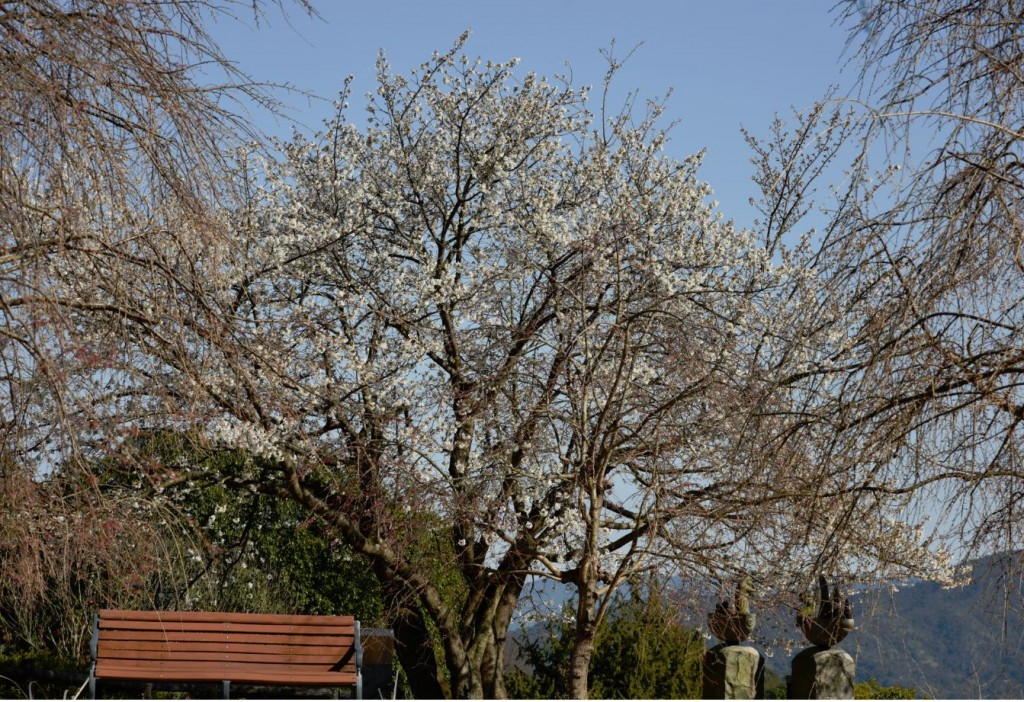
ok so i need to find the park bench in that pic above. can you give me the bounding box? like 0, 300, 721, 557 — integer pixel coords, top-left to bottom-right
89, 609, 364, 699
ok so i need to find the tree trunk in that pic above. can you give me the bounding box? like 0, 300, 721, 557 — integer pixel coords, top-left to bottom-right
447, 620, 502, 698
480, 630, 504, 699
568, 625, 597, 700
567, 580, 600, 700
445, 572, 526, 698
448, 656, 484, 699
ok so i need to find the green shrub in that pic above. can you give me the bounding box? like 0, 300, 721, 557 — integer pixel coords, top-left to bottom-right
855, 676, 924, 699
507, 587, 704, 699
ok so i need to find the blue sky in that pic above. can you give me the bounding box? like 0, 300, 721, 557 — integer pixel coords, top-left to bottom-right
210, 1, 860, 227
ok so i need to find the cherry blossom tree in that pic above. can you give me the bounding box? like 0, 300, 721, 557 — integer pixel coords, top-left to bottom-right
64, 36, 952, 697
227, 41, 801, 697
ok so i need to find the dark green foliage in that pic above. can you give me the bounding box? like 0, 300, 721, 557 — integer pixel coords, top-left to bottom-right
505, 609, 576, 700
854, 677, 923, 699
588, 592, 704, 699
184, 483, 383, 621
102, 431, 384, 622
507, 589, 704, 699
764, 666, 787, 699
395, 515, 469, 698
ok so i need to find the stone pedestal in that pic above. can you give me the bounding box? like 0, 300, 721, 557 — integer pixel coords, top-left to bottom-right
789, 646, 854, 699
702, 643, 764, 699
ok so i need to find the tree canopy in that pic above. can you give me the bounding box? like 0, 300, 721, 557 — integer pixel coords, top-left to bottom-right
746, 0, 1024, 566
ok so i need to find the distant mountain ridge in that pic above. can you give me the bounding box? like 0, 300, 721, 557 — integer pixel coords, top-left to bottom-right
842, 552, 1024, 699
755, 553, 1024, 698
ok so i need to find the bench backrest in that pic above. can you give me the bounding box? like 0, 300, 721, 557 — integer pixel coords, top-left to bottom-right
92, 609, 361, 689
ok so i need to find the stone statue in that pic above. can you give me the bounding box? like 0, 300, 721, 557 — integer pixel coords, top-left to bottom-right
790, 575, 856, 699
703, 576, 764, 698
708, 575, 756, 644
797, 575, 855, 647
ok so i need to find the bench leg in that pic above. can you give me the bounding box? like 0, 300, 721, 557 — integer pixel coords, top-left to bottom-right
89, 614, 99, 699
222, 680, 230, 699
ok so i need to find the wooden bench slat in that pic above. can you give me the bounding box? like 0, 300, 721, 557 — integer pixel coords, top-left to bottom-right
97, 648, 349, 665
99, 640, 348, 656
98, 630, 351, 646
99, 620, 353, 635
99, 610, 355, 627
96, 665, 358, 686
97, 659, 351, 674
